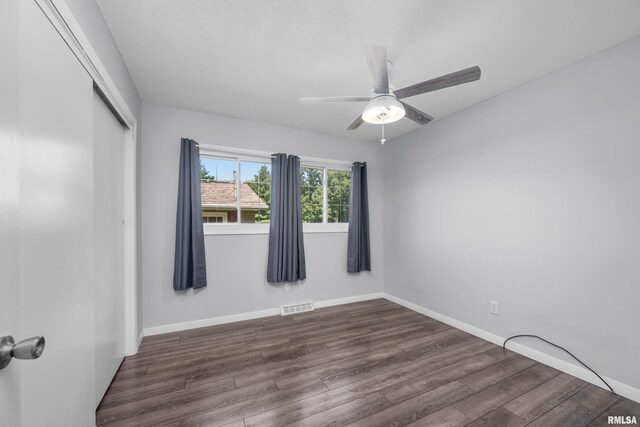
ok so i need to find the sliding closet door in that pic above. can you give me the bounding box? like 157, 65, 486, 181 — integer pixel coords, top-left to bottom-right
93, 91, 126, 405
17, 0, 95, 425
0, 0, 21, 425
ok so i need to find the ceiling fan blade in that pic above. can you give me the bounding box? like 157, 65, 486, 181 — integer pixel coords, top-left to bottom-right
394, 66, 481, 99
300, 96, 370, 103
362, 45, 389, 94
345, 115, 364, 130
400, 101, 433, 125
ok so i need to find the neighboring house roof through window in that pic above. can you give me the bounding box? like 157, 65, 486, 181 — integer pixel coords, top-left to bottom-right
200, 180, 268, 209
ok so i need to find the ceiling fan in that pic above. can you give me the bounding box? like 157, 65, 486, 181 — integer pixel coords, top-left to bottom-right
300, 45, 481, 142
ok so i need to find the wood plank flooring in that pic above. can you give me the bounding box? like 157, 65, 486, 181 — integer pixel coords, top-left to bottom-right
96, 299, 639, 426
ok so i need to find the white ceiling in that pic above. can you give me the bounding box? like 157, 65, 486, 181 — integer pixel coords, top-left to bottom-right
96, 0, 640, 142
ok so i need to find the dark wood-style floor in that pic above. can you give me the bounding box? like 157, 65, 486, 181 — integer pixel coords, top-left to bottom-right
97, 299, 639, 426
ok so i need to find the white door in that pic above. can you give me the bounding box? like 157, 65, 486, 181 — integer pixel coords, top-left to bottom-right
1, 0, 97, 425
0, 0, 22, 424
94, 91, 126, 405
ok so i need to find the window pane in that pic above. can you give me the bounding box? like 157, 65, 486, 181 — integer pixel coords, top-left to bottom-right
200, 156, 238, 223
240, 161, 271, 223
300, 167, 323, 223
327, 170, 351, 223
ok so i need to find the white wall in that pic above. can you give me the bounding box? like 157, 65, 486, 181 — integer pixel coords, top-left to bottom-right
383, 35, 640, 392
62, 0, 141, 118
141, 103, 383, 329
62, 0, 144, 335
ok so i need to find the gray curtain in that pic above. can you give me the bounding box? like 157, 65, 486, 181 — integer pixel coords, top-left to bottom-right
347, 161, 371, 272
173, 138, 207, 290
267, 153, 306, 282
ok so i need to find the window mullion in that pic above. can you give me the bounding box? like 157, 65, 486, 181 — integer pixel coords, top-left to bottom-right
236, 158, 241, 223
322, 167, 328, 224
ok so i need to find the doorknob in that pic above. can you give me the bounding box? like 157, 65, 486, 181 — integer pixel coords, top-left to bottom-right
0, 336, 45, 370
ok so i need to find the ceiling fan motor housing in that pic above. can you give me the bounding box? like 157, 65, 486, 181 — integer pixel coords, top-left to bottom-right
362, 94, 405, 124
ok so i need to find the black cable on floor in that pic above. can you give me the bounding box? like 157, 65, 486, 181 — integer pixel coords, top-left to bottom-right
502, 334, 614, 394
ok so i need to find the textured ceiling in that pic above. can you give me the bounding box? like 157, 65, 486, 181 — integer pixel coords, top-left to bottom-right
96, 0, 640, 142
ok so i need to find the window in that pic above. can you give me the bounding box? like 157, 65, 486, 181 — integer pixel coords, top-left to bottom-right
327, 170, 351, 223
240, 161, 271, 223
200, 157, 272, 224
200, 157, 238, 223
300, 167, 351, 224
200, 147, 351, 234
203, 213, 227, 223
300, 167, 323, 223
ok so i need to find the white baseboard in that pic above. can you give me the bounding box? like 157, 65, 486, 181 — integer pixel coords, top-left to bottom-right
143, 307, 279, 336
136, 330, 144, 350
314, 292, 384, 309
143, 292, 384, 337
382, 292, 640, 404
124, 330, 145, 357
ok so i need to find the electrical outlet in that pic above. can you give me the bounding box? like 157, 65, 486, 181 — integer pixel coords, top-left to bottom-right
490, 300, 499, 315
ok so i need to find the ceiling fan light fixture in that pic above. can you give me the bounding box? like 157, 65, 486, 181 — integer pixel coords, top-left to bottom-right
362, 95, 405, 124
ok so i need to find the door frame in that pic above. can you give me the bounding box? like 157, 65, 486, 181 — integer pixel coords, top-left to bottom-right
35, 0, 141, 355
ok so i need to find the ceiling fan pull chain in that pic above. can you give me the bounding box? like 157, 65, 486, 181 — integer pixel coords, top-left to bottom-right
381, 122, 386, 145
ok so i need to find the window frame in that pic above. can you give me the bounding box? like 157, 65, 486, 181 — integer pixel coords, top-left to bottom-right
199, 144, 352, 236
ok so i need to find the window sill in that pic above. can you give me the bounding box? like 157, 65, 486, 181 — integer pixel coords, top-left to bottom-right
203, 223, 348, 236
303, 223, 349, 234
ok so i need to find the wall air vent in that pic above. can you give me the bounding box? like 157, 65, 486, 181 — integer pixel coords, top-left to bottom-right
280, 301, 314, 316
